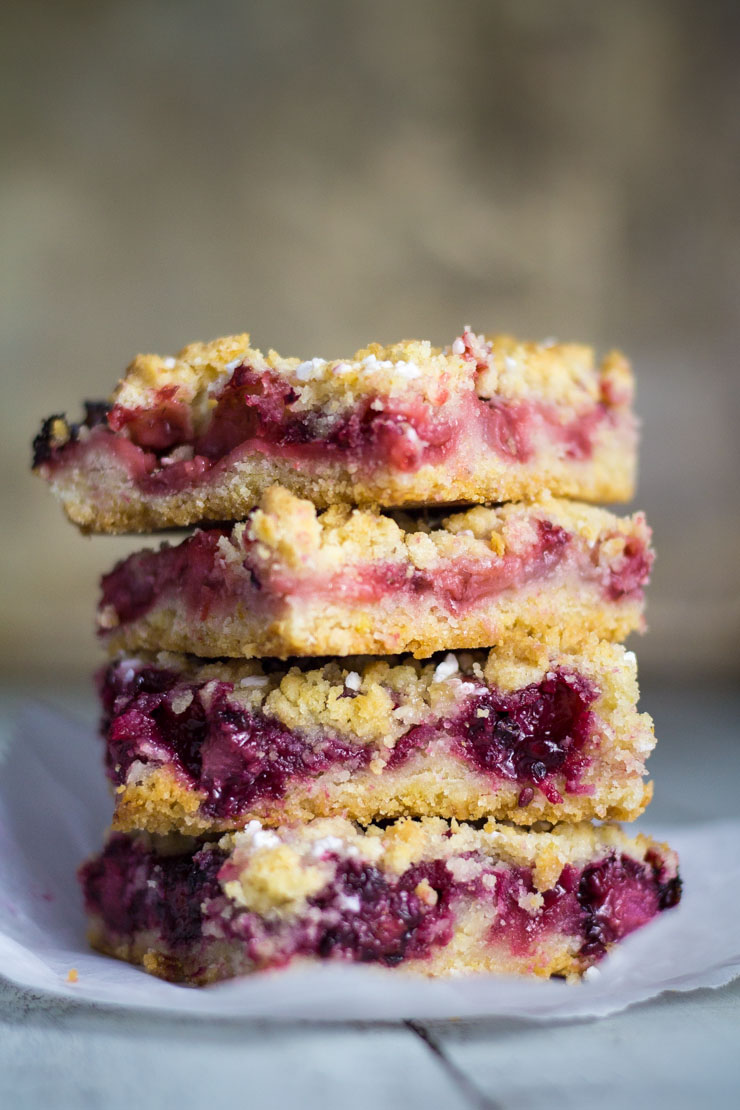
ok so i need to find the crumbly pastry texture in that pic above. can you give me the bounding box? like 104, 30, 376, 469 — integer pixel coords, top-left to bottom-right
33, 328, 636, 532
98, 487, 653, 659
112, 331, 632, 414
35, 322, 677, 987
80, 817, 680, 984
103, 638, 655, 834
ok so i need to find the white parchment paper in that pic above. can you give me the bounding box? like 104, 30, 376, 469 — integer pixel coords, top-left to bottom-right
1, 703, 738, 1021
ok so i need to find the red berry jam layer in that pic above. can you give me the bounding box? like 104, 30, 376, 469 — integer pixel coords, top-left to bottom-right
433, 670, 596, 806
79, 821, 680, 983
101, 658, 596, 821
102, 663, 372, 820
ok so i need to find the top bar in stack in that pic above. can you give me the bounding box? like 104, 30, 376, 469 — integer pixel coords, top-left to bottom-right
32, 328, 636, 532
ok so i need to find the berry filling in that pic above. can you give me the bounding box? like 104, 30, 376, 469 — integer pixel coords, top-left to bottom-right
108, 386, 194, 451
79, 834, 223, 947
605, 535, 654, 601
577, 853, 681, 957
191, 366, 458, 473
101, 662, 600, 817
100, 530, 232, 626
477, 398, 611, 463
296, 858, 458, 965
102, 666, 372, 818
36, 365, 460, 493
451, 671, 597, 804
314, 519, 570, 611
80, 835, 678, 971
379, 671, 598, 802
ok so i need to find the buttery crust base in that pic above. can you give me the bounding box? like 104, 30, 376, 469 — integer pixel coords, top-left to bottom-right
43, 432, 635, 534
113, 763, 653, 836
85, 915, 595, 984
104, 581, 645, 660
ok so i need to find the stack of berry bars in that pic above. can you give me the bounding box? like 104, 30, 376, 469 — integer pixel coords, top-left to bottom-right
33, 327, 680, 984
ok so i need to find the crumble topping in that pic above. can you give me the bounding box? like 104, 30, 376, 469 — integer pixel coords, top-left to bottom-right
223, 842, 331, 919
108, 637, 634, 749
472, 334, 632, 408
263, 667, 399, 744
110, 329, 631, 421
241, 486, 652, 578
213, 816, 672, 911
114, 335, 467, 422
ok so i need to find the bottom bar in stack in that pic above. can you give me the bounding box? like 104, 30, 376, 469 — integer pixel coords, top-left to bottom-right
80, 817, 680, 985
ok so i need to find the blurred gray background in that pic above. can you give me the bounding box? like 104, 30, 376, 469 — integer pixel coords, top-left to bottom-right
2, 0, 738, 682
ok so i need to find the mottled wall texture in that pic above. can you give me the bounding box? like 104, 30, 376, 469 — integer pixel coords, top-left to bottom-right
2, 0, 738, 680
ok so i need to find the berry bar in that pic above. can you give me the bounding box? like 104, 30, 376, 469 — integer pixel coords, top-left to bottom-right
80, 817, 680, 984
102, 640, 654, 834
98, 487, 653, 659
33, 328, 636, 532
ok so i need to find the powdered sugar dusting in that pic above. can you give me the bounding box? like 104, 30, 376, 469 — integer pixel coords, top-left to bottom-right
361, 354, 395, 373
394, 360, 421, 379
236, 820, 281, 852
433, 654, 460, 683
311, 836, 345, 856
295, 358, 327, 381
225, 356, 246, 373
239, 675, 270, 689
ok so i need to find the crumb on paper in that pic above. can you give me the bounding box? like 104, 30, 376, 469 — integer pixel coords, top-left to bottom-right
67, 968, 78, 983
